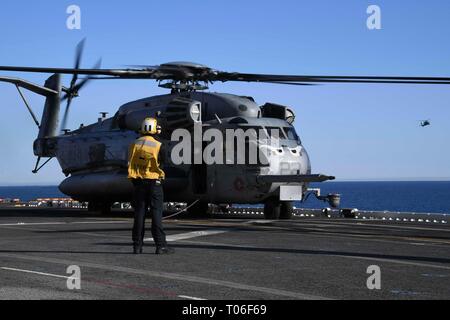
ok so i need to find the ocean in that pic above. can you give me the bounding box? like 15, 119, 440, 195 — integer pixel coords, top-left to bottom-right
302, 181, 450, 214
0, 181, 449, 214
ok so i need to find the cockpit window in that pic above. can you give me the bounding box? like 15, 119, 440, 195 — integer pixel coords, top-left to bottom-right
239, 126, 264, 136
265, 127, 287, 139
283, 127, 299, 141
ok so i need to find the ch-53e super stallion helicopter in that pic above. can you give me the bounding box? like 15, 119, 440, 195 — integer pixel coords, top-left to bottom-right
1, 41, 450, 219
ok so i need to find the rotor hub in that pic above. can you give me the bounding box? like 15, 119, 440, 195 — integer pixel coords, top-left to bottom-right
158, 80, 209, 92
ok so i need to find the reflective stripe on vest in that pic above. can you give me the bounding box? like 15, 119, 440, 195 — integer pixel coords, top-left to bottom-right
137, 137, 158, 148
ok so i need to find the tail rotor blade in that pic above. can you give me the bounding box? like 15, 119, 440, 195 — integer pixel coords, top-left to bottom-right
60, 97, 73, 132
68, 38, 86, 93
73, 58, 102, 93
74, 38, 86, 70
60, 40, 95, 133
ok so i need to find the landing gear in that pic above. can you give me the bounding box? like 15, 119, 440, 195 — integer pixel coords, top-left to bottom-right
264, 198, 280, 220
186, 201, 210, 218
87, 202, 98, 212
280, 201, 294, 220
88, 202, 112, 215
264, 199, 294, 220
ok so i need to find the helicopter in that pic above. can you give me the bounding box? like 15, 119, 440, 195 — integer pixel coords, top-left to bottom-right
1, 41, 450, 219
420, 120, 431, 127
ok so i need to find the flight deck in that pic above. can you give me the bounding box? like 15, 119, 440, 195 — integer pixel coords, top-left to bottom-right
0, 207, 449, 300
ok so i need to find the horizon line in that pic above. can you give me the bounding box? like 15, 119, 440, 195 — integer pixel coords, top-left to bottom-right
1, 178, 450, 187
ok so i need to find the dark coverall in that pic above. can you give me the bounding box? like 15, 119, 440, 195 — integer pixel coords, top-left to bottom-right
132, 179, 166, 248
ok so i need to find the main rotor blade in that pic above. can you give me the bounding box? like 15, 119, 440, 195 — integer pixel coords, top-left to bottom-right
258, 81, 317, 86
215, 72, 450, 85
1, 61, 450, 85
228, 78, 450, 85
302, 79, 450, 85
0, 66, 155, 77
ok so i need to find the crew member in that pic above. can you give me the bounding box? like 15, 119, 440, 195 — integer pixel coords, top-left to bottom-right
128, 117, 174, 255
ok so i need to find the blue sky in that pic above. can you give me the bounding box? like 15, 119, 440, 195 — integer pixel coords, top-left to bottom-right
0, 0, 450, 185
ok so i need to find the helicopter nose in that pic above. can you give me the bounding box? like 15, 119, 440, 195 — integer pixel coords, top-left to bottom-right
302, 147, 312, 175
287, 146, 311, 175
261, 145, 311, 176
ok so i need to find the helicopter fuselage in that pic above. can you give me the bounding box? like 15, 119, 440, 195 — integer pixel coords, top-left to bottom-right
47, 92, 313, 206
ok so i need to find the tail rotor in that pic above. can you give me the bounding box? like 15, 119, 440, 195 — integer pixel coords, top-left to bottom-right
60, 39, 101, 132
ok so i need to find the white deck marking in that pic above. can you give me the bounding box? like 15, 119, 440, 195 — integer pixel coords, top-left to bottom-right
333, 255, 450, 270
0, 222, 66, 227
301, 220, 450, 233
0, 221, 128, 227
1, 267, 71, 279
244, 220, 276, 224
144, 230, 228, 242
1, 266, 206, 300
178, 295, 207, 300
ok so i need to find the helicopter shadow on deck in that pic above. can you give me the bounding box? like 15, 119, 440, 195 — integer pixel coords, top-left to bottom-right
2, 243, 449, 265
32, 226, 224, 234
0, 208, 192, 219
19, 216, 450, 244
0, 208, 130, 219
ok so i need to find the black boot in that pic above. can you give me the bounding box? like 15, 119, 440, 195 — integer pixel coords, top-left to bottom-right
133, 245, 143, 254
155, 246, 175, 255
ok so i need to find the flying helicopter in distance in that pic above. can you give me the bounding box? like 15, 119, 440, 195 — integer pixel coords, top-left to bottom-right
419, 119, 431, 127
1, 40, 450, 219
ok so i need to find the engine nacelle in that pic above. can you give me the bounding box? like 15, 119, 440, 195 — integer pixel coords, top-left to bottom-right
117, 97, 202, 132
261, 103, 296, 124
161, 97, 202, 130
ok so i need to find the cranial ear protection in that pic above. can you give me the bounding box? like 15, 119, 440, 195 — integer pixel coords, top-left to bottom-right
141, 118, 158, 135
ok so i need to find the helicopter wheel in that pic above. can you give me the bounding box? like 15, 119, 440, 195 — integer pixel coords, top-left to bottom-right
186, 201, 210, 219
264, 198, 281, 220
280, 201, 294, 220
88, 202, 112, 215
87, 202, 99, 212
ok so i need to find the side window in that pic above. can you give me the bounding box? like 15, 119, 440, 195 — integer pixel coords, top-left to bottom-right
283, 127, 300, 142
111, 114, 121, 130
